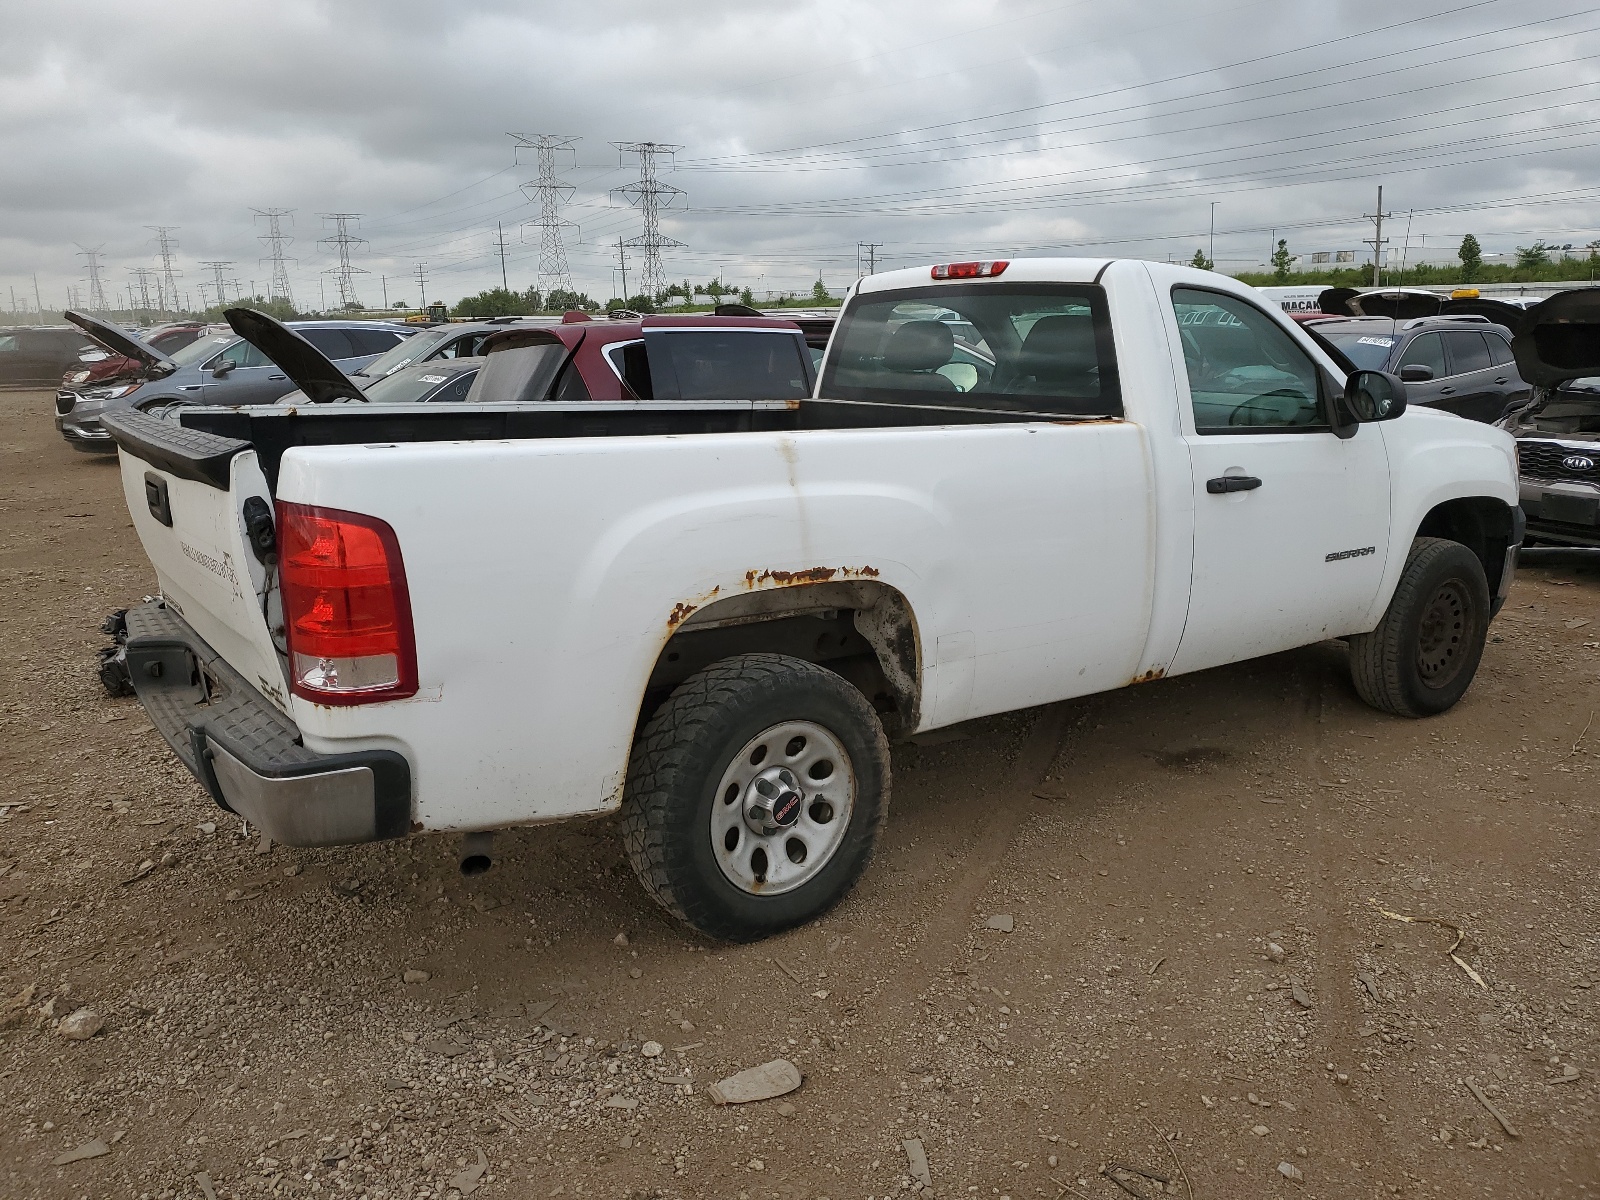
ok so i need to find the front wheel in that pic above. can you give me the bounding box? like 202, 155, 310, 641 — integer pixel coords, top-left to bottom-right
621, 653, 889, 942
1348, 537, 1490, 717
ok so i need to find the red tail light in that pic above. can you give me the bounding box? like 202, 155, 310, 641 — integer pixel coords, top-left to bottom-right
931, 260, 1009, 280
276, 501, 417, 705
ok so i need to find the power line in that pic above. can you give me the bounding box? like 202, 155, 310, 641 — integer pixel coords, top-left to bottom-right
510, 132, 580, 296
612, 142, 685, 301
75, 245, 109, 313
255, 208, 297, 308
319, 213, 368, 310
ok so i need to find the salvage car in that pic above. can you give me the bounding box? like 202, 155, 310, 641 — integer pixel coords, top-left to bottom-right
63, 322, 209, 390
1, 325, 95, 388
54, 318, 414, 450
1309, 315, 1527, 423
94, 258, 1524, 942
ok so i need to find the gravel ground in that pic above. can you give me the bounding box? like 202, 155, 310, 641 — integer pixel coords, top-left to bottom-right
2, 390, 1597, 1200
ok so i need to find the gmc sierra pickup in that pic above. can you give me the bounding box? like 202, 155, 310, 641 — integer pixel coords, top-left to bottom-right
97, 258, 1532, 941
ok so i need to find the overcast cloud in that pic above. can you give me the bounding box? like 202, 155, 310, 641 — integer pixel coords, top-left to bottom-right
3, 0, 1599, 312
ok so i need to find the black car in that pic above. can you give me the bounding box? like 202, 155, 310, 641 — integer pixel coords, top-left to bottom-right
0, 326, 95, 388
1499, 377, 1600, 548
1310, 315, 1528, 423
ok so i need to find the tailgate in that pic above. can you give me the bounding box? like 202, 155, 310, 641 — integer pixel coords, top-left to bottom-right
103, 408, 290, 710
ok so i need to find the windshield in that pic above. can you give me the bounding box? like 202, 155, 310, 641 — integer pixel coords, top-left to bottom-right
1318, 331, 1398, 371
366, 365, 479, 404
821, 283, 1120, 415
168, 329, 235, 367
1558, 377, 1600, 394
356, 327, 452, 377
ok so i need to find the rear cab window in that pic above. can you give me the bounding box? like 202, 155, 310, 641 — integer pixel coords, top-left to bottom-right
822, 283, 1121, 416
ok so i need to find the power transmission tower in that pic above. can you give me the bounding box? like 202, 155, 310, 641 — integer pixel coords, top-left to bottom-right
129, 267, 158, 323
76, 245, 110, 312
254, 208, 297, 308
1363, 185, 1393, 288
147, 226, 181, 317
200, 262, 235, 311
857, 242, 882, 277
510, 133, 580, 297
612, 142, 685, 303
319, 213, 368, 310
414, 262, 428, 310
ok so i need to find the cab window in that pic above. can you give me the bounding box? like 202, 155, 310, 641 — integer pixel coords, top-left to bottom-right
1171, 288, 1323, 431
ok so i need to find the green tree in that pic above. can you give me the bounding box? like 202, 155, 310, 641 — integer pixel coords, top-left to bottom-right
1458, 234, 1483, 282
545, 288, 599, 313
1515, 241, 1552, 270
739, 286, 755, 307
1271, 238, 1293, 284
811, 276, 832, 304
1189, 249, 1214, 271
450, 287, 533, 318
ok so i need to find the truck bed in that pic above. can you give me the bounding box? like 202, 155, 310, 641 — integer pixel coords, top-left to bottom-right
105, 397, 1090, 490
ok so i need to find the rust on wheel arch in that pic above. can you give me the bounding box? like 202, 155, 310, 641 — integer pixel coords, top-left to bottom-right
1130, 667, 1166, 684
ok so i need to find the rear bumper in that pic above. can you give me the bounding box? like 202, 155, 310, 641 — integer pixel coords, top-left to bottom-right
123, 601, 412, 845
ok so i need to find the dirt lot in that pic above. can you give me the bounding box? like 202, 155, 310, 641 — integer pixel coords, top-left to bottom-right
2, 389, 1597, 1200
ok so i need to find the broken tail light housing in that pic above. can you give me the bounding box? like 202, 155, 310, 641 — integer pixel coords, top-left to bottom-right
931, 261, 1009, 280
276, 501, 417, 705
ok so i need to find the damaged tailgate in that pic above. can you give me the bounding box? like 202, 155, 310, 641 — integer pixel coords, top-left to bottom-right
101, 406, 290, 710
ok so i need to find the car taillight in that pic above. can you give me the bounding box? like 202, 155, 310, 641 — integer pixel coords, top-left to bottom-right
931, 260, 1009, 280
276, 501, 417, 705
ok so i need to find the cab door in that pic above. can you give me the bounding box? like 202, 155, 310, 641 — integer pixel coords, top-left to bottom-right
1168, 287, 1392, 676
200, 338, 287, 404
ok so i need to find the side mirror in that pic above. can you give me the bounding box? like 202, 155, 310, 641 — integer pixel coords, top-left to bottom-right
210, 359, 237, 377
1346, 370, 1408, 422
1399, 364, 1433, 383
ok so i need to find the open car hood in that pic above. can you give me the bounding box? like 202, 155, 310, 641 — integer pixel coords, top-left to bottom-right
63, 310, 176, 377
223, 308, 363, 404
1505, 290, 1600, 388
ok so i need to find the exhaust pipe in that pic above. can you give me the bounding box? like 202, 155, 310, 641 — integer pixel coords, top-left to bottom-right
459, 832, 494, 876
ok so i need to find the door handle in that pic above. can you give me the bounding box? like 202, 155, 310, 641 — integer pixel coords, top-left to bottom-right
268, 374, 286, 380
1206, 475, 1263, 494
1440, 386, 1455, 395
1494, 377, 1508, 384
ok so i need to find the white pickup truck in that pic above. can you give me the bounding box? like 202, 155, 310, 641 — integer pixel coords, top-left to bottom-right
98, 259, 1527, 941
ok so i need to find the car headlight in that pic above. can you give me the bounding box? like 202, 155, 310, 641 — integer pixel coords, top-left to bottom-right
81, 383, 143, 401
67, 369, 91, 383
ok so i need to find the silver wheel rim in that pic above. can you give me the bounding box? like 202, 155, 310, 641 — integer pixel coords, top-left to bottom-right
710, 720, 856, 896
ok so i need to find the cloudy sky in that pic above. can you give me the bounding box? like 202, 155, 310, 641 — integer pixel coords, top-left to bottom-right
3, 0, 1599, 313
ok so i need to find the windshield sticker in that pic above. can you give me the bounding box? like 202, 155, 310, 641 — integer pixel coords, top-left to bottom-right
1356, 336, 1395, 347
417, 374, 447, 383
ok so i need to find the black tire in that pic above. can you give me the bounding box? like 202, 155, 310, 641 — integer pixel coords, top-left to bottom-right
621, 653, 890, 942
1348, 537, 1490, 717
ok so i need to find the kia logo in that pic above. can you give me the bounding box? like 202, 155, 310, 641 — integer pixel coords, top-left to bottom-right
1564, 454, 1596, 471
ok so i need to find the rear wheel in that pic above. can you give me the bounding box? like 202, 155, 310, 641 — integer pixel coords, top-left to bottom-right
1348, 537, 1490, 717
621, 653, 889, 942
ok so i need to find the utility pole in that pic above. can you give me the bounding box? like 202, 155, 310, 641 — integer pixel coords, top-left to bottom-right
199, 262, 234, 312
254, 208, 296, 309
857, 242, 882, 277
76, 245, 110, 312
414, 262, 428, 310
510, 133, 580, 297
1363, 185, 1393, 288
612, 141, 685, 303
494, 221, 510, 293
33, 273, 43, 323
319, 213, 368, 310
147, 226, 182, 317
381, 275, 388, 309
615, 237, 629, 303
